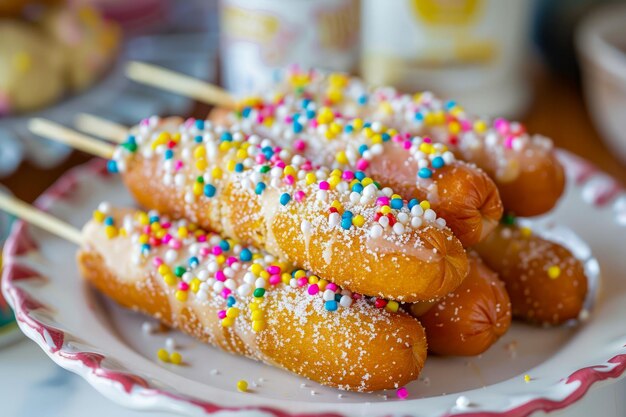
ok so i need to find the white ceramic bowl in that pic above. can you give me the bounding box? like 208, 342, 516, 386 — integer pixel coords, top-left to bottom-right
576, 2, 626, 165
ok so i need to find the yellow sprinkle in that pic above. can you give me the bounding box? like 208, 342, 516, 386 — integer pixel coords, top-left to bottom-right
380, 205, 391, 215
157, 132, 171, 143
316, 107, 334, 124
190, 278, 201, 293
251, 310, 264, 321
520, 227, 532, 238
226, 307, 240, 318
172, 133, 181, 143
263, 116, 274, 127
331, 200, 343, 211
380, 102, 393, 116
524, 374, 531, 383
284, 165, 296, 176
93, 210, 105, 223
413, 93, 423, 102
158, 265, 170, 276
119, 228, 127, 237
221, 317, 235, 327
170, 351, 182, 365
352, 215, 365, 227
434, 111, 446, 124
137, 212, 149, 225
371, 134, 383, 144
193, 145, 206, 159
419, 143, 433, 154
219, 141, 231, 152
318, 279, 328, 291
250, 264, 263, 276
177, 226, 188, 238
216, 254, 226, 265
324, 129, 336, 140
329, 122, 342, 135
308, 275, 319, 284
391, 194, 402, 200
259, 270, 270, 280
294, 269, 307, 279
196, 159, 208, 171
156, 229, 166, 239
328, 176, 341, 188
212, 167, 223, 179
363, 127, 374, 138
138, 234, 149, 244
281, 273, 291, 284
248, 302, 259, 311
361, 177, 374, 186
326, 88, 343, 104
388, 128, 398, 137
175, 290, 188, 302
193, 182, 203, 196
386, 300, 400, 313
237, 379, 248, 392
236, 148, 247, 159
305, 172, 317, 185
448, 121, 461, 135
150, 222, 161, 231
252, 320, 266, 333
105, 225, 117, 239
227, 160, 237, 171
420, 200, 431, 210
252, 253, 263, 260
547, 266, 561, 280
329, 73, 348, 88
353, 118, 363, 130
157, 348, 170, 362
164, 274, 177, 286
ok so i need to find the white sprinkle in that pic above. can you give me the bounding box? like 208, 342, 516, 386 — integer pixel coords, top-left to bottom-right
301, 220, 311, 234
411, 216, 423, 229
255, 278, 267, 289
328, 212, 341, 228
141, 322, 154, 334
210, 369, 219, 375
165, 337, 176, 351
310, 390, 318, 396
424, 209, 437, 222
339, 295, 353, 307
378, 216, 390, 228
97, 202, 111, 214
393, 223, 405, 235
164, 249, 178, 264
237, 284, 252, 297
456, 395, 470, 408
369, 224, 383, 238
435, 218, 447, 229
323, 289, 335, 301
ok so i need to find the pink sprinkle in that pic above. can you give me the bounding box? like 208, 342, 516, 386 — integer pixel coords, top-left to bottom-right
504, 135, 515, 149
284, 175, 295, 185
227, 256, 238, 266
174, 160, 184, 171
143, 226, 151, 234
377, 196, 390, 206
212, 246, 222, 255
267, 265, 281, 275
162, 234, 172, 244
140, 118, 150, 127
402, 140, 412, 150
256, 115, 264, 124
301, 162, 313, 171
461, 120, 472, 131
352, 293, 362, 300
256, 154, 266, 164
392, 134, 403, 143
294, 190, 306, 202
397, 387, 408, 400
297, 277, 308, 287
319, 181, 330, 190
161, 222, 171, 229
218, 310, 227, 319
178, 282, 189, 291
294, 139, 306, 151
356, 158, 369, 170
184, 118, 195, 128
308, 284, 319, 295
215, 271, 226, 282
310, 119, 319, 129
170, 239, 182, 250
423, 137, 432, 143
196, 235, 207, 243
149, 237, 161, 247
199, 247, 210, 257
221, 288, 231, 299
275, 161, 286, 169
153, 257, 163, 267
326, 283, 338, 292
285, 115, 293, 123
342, 170, 354, 181
494, 118, 509, 135
269, 274, 281, 285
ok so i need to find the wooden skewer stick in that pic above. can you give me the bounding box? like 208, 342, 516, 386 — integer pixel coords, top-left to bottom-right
74, 113, 127, 144
126, 61, 238, 109
28, 118, 115, 159
0, 192, 82, 245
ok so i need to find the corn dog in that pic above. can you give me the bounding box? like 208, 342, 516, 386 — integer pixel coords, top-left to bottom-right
78, 204, 427, 391
474, 221, 588, 325
411, 253, 511, 356
109, 116, 468, 302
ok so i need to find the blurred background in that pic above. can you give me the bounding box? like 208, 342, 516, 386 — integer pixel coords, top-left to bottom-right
0, 0, 625, 412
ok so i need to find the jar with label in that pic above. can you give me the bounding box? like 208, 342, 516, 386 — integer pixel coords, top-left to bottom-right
361, 0, 533, 118
219, 0, 360, 95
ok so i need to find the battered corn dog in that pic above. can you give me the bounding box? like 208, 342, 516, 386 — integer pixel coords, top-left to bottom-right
78, 204, 428, 391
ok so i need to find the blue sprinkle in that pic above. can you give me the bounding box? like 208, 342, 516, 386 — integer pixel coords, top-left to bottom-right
104, 217, 114, 226
293, 122, 303, 133
240, 248, 252, 262
189, 256, 199, 268
221, 132, 233, 142
357, 94, 368, 105
126, 135, 136, 144
107, 160, 118, 173
204, 184, 216, 197
445, 100, 457, 110
335, 293, 342, 302
342, 210, 353, 219
381, 133, 391, 142
280, 193, 291, 206
194, 135, 203, 143
219, 240, 230, 251
418, 168, 433, 179
325, 300, 338, 311
227, 296, 236, 307
301, 98, 311, 109
363, 122, 371, 128
255, 182, 266, 195
344, 125, 354, 134
355, 171, 366, 181
408, 198, 420, 210
390, 198, 403, 209
149, 215, 159, 224
164, 149, 174, 160
306, 110, 316, 119
432, 156, 445, 169
141, 243, 151, 254
195, 119, 205, 130
358, 144, 368, 155
242, 107, 252, 118
351, 183, 364, 193
341, 218, 352, 230
415, 112, 424, 121
235, 163, 244, 173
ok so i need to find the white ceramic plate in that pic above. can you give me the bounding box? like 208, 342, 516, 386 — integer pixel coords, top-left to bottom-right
2, 151, 626, 417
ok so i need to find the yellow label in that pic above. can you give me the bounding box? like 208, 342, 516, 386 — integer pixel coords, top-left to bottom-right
222, 6, 280, 44
317, 0, 360, 50
411, 0, 483, 26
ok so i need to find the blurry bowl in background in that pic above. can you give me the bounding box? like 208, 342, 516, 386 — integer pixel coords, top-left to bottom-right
577, 2, 626, 166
